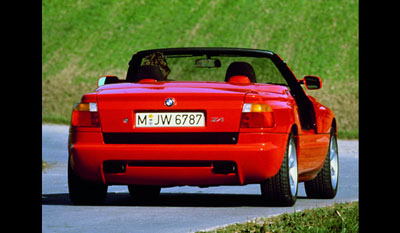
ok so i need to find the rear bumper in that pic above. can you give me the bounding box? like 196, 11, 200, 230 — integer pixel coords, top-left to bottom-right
68, 127, 288, 186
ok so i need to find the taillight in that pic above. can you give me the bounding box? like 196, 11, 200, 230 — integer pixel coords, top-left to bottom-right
71, 102, 100, 127
240, 103, 275, 128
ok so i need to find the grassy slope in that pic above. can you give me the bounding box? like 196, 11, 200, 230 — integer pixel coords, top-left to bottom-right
199, 201, 359, 233
42, 0, 358, 138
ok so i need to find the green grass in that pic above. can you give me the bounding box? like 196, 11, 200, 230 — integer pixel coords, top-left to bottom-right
42, 0, 358, 138
198, 201, 359, 233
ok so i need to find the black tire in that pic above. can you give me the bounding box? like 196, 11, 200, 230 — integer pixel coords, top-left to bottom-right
260, 132, 298, 206
68, 162, 108, 205
128, 185, 161, 201
304, 128, 339, 199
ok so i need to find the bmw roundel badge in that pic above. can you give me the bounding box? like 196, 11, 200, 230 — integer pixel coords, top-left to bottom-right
164, 98, 175, 107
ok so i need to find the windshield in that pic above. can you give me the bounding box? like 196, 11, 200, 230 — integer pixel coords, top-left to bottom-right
138, 52, 287, 85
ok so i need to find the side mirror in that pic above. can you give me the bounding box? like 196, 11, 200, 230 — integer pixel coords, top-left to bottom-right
301, 75, 322, 90
97, 76, 121, 87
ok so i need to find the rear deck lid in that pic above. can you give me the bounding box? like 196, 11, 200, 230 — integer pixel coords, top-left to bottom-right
97, 83, 247, 133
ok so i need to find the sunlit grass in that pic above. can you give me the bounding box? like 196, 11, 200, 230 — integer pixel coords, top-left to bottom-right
199, 201, 359, 233
42, 0, 358, 138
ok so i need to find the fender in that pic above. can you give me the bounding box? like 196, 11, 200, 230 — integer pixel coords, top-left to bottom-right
308, 96, 335, 134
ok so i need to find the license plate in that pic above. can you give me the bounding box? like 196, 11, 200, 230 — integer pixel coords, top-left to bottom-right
135, 112, 205, 128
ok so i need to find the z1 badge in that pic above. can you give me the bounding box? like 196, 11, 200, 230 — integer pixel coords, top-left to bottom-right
211, 117, 224, 123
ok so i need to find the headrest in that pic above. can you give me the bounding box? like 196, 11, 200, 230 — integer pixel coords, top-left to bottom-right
225, 62, 256, 83
134, 65, 166, 82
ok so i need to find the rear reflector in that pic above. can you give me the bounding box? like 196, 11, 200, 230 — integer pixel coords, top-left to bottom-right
71, 102, 100, 127
240, 112, 275, 128
240, 103, 274, 128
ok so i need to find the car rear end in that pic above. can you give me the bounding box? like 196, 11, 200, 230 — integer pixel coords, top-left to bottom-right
68, 82, 290, 187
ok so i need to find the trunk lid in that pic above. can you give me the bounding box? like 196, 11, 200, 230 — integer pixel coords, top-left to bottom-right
97, 82, 250, 133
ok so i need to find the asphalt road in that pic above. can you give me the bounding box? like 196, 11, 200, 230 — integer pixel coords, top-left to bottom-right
42, 124, 358, 233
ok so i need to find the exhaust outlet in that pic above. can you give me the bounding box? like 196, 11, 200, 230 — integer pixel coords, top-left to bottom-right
103, 161, 126, 173
212, 161, 237, 174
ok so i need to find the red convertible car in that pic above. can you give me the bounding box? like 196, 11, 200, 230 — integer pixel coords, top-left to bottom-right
68, 47, 339, 206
